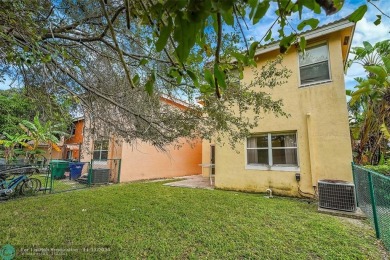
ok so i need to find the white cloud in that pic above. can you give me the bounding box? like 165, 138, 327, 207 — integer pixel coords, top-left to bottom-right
345, 0, 390, 89
353, 17, 389, 47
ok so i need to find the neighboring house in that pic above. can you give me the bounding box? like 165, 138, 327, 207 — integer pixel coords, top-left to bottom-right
63, 117, 84, 161
202, 18, 355, 196
21, 118, 83, 162
27, 141, 63, 161
81, 97, 202, 182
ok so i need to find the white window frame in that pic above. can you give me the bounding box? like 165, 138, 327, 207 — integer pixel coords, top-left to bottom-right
93, 140, 109, 161
298, 42, 332, 87
245, 132, 300, 172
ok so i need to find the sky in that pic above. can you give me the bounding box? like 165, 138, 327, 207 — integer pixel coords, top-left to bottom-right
340, 0, 390, 90
0, 0, 389, 91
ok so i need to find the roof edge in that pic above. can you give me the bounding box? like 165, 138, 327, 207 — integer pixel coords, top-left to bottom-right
254, 18, 355, 56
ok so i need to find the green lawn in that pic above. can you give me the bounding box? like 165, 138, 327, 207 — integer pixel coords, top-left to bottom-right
0, 181, 385, 259
32, 174, 89, 193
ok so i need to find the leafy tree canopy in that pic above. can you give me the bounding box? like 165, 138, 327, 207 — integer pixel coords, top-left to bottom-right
0, 88, 72, 135
0, 0, 378, 148
347, 39, 390, 165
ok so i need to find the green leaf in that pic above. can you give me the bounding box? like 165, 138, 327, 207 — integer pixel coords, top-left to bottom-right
362, 41, 373, 52
374, 15, 382, 25
380, 123, 390, 140
211, 13, 218, 35
248, 0, 257, 19
348, 5, 367, 23
364, 65, 387, 79
279, 34, 296, 53
302, 0, 321, 14
200, 84, 212, 94
249, 41, 259, 58
221, 8, 234, 26
264, 30, 272, 42
204, 44, 212, 57
351, 86, 370, 97
168, 68, 182, 84
145, 71, 156, 96
297, 18, 319, 31
357, 78, 380, 88
132, 74, 140, 86
214, 64, 227, 90
248, 0, 257, 9
382, 56, 390, 72
204, 69, 215, 88
231, 52, 245, 62
139, 59, 148, 66
173, 12, 200, 63
155, 17, 173, 52
187, 70, 199, 88
252, 1, 270, 25
299, 37, 306, 52
333, 0, 344, 10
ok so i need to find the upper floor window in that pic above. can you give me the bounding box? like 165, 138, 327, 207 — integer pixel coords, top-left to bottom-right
246, 132, 298, 170
67, 123, 76, 136
93, 140, 108, 160
299, 43, 330, 86
71, 126, 76, 136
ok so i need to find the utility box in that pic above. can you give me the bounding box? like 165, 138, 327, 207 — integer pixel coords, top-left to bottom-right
91, 169, 110, 184
318, 180, 356, 212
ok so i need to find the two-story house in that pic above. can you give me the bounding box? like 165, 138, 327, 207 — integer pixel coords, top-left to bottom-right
63, 117, 84, 161
202, 18, 355, 196
80, 96, 202, 182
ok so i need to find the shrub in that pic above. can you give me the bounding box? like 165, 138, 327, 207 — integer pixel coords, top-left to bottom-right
365, 164, 390, 176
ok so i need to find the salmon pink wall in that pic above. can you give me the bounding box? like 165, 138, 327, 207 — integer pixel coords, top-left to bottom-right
65, 120, 84, 145
64, 119, 84, 160
120, 139, 202, 182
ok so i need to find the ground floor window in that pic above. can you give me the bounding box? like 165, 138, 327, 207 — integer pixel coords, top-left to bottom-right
66, 150, 73, 160
247, 132, 298, 169
93, 140, 109, 160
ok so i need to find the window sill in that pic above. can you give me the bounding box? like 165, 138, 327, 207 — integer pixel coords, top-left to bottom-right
299, 79, 332, 88
245, 165, 300, 172
92, 160, 108, 164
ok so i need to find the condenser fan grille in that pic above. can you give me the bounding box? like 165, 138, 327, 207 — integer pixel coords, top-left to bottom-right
318, 180, 356, 212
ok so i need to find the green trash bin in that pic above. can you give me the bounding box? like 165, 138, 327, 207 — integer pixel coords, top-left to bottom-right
50, 160, 70, 180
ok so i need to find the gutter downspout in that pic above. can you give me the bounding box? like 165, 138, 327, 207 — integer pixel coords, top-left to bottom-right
306, 113, 318, 187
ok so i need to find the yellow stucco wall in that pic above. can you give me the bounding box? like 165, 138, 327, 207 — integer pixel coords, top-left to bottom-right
206, 29, 353, 196
201, 140, 213, 177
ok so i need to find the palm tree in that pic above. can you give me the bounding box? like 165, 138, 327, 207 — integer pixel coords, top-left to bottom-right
347, 40, 390, 165
19, 113, 68, 161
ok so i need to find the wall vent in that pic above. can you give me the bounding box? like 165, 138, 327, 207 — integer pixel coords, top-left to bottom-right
318, 180, 356, 212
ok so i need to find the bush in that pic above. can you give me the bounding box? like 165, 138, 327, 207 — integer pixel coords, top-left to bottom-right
365, 164, 390, 176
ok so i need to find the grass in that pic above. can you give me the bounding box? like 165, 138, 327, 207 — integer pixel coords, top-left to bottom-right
0, 181, 385, 259
32, 174, 88, 193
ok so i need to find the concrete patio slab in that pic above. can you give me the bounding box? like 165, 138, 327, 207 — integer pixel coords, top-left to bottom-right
318, 207, 366, 219
163, 175, 214, 190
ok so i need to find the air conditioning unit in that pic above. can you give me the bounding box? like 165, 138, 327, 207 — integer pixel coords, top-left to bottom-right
318, 180, 356, 212
91, 169, 110, 184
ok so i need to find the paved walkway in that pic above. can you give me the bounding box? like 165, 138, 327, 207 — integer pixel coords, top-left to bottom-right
163, 175, 214, 190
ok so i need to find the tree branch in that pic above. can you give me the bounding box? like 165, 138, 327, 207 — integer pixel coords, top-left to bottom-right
214, 12, 222, 99
99, 0, 135, 88
368, 1, 390, 20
